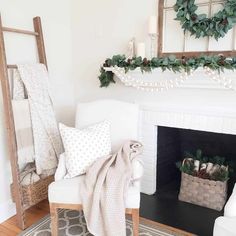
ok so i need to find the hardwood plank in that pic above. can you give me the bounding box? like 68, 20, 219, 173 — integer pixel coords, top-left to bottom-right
0, 225, 18, 236
140, 217, 195, 236
0, 200, 49, 236
1, 221, 21, 235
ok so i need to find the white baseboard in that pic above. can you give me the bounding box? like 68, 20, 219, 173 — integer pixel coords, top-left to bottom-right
0, 200, 16, 223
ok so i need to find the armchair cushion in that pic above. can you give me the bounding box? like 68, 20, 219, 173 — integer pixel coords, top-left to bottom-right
48, 176, 141, 209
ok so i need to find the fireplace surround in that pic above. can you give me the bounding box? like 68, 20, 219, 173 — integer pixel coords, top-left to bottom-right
139, 96, 236, 195
138, 95, 236, 235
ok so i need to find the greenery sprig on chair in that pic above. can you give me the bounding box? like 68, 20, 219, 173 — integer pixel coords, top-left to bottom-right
174, 0, 236, 40
99, 54, 236, 87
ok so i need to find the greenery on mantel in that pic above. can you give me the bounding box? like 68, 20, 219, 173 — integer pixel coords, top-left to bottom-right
98, 54, 236, 87
174, 0, 236, 40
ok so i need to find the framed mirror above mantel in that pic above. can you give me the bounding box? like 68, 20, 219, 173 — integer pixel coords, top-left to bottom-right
158, 0, 236, 57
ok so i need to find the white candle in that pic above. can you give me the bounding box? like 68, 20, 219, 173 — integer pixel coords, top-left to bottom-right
194, 160, 200, 172
148, 15, 157, 35
137, 42, 145, 58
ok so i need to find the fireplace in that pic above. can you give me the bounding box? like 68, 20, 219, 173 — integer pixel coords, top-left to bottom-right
138, 101, 236, 236
139, 103, 236, 195
157, 126, 236, 197
140, 125, 236, 236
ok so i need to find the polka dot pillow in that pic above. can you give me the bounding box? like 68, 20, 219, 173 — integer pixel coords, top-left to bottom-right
59, 120, 111, 178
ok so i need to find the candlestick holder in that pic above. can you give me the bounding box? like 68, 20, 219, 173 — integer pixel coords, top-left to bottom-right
149, 33, 157, 58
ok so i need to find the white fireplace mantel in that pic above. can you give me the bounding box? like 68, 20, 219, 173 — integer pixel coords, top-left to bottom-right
139, 89, 236, 195
106, 67, 236, 90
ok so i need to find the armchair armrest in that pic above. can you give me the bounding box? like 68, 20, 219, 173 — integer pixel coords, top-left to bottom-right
131, 158, 144, 188
54, 153, 67, 181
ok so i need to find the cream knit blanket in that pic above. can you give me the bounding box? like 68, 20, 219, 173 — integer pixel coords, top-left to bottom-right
80, 140, 143, 236
17, 64, 64, 176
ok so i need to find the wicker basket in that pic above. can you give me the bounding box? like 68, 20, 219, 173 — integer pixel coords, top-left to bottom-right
178, 172, 227, 211
11, 175, 54, 209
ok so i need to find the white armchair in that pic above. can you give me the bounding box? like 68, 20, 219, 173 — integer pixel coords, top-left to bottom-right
48, 100, 143, 236
213, 183, 236, 236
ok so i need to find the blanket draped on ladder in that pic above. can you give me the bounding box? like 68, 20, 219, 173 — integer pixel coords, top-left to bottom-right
11, 99, 34, 172
17, 64, 64, 176
80, 140, 143, 236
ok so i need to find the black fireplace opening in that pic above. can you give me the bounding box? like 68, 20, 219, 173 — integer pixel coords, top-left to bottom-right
157, 126, 236, 196
140, 126, 236, 236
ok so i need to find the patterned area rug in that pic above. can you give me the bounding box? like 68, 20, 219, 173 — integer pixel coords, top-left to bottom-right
19, 209, 193, 236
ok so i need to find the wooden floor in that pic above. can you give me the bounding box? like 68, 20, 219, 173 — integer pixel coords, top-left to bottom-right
0, 200, 50, 236
0, 200, 194, 236
0, 199, 195, 236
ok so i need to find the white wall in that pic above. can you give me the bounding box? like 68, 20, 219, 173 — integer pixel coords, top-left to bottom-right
71, 0, 160, 102
71, 0, 236, 107
0, 0, 75, 222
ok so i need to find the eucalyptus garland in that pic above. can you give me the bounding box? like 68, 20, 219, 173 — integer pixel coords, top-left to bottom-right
98, 54, 236, 87
174, 0, 236, 40
176, 149, 232, 182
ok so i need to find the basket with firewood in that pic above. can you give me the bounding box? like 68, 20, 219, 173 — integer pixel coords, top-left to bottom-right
177, 150, 233, 211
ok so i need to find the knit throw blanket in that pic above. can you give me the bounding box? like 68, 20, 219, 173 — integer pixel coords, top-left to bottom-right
80, 140, 143, 236
17, 64, 64, 176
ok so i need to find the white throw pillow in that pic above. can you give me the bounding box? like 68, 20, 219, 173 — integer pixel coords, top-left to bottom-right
59, 120, 111, 178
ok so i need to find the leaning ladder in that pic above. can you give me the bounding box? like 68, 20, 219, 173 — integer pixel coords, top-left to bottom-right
0, 14, 47, 229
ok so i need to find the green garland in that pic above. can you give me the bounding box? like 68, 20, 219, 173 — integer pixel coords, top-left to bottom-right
99, 54, 236, 87
176, 149, 233, 182
174, 0, 236, 40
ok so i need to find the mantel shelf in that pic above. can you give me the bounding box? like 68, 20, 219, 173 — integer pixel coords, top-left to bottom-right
104, 67, 236, 90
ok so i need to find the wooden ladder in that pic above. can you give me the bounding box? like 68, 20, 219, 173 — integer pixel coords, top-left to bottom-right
0, 14, 47, 229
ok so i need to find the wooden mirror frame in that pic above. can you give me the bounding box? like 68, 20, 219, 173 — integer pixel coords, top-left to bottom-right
158, 0, 236, 58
